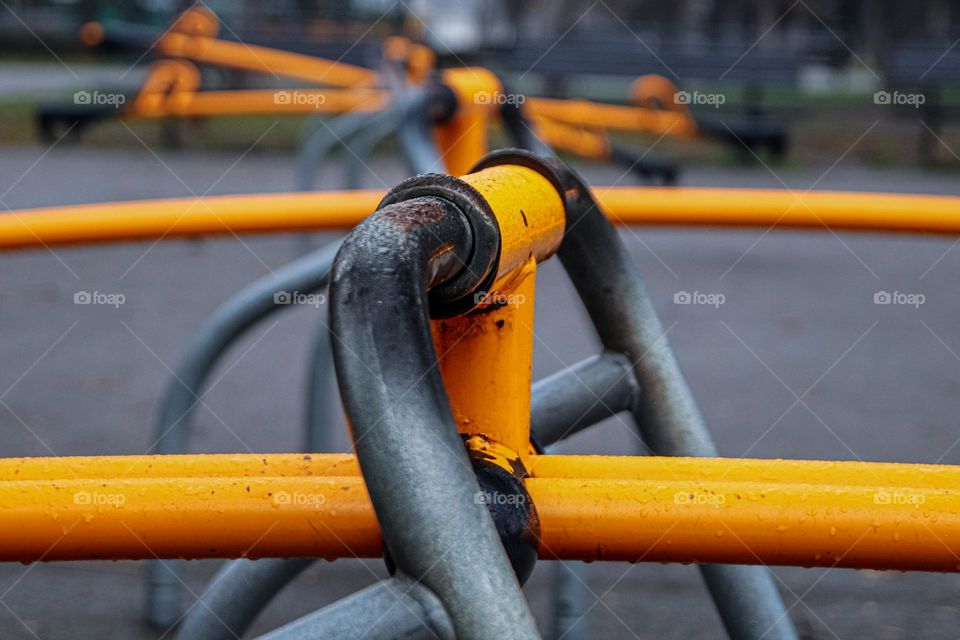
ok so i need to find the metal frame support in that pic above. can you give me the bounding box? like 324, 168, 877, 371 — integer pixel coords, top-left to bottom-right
174, 559, 313, 640
473, 150, 797, 640
531, 352, 640, 447
328, 170, 561, 638
146, 243, 339, 629
174, 347, 645, 638
258, 576, 454, 640
8, 153, 960, 640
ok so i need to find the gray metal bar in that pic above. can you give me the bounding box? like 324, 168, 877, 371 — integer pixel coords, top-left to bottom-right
395, 90, 445, 175
532, 352, 638, 447
330, 195, 540, 639
234, 92, 445, 637
305, 322, 337, 453
175, 559, 313, 640
343, 110, 403, 189
548, 561, 590, 640
296, 111, 378, 191
145, 243, 340, 630
343, 88, 444, 185
544, 155, 797, 640
256, 576, 454, 640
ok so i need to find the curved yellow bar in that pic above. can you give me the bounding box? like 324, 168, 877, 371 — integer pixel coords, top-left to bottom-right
3, 187, 960, 252
0, 191, 383, 250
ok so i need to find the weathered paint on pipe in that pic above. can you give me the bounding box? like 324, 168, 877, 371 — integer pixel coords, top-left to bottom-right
433, 269, 540, 455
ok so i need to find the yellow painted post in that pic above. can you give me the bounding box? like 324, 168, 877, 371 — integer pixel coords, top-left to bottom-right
434, 68, 503, 175
430, 165, 565, 457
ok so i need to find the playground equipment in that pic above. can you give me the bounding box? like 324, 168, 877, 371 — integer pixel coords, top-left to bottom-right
4, 147, 960, 639
8, 8, 956, 638
44, 7, 814, 186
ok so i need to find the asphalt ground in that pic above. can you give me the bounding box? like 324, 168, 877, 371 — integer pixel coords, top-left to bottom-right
1, 142, 960, 639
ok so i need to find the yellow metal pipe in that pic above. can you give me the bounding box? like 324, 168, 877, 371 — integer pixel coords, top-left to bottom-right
434, 68, 503, 175
0, 190, 383, 250
0, 453, 360, 481
531, 116, 611, 161
2, 453, 959, 572
1, 476, 379, 561
4, 187, 960, 253
157, 32, 377, 87
458, 165, 565, 289
129, 87, 388, 118
528, 455, 960, 572
597, 187, 960, 234
0, 453, 376, 562
526, 97, 697, 137
432, 164, 565, 456
433, 268, 540, 456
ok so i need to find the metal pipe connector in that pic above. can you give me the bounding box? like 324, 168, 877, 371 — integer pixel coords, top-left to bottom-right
330, 190, 539, 639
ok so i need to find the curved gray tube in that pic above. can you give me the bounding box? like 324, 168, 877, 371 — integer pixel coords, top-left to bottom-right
330, 197, 540, 639
145, 242, 340, 631
395, 91, 444, 175
343, 110, 403, 189
180, 87, 447, 637
174, 559, 313, 640
531, 352, 639, 447
297, 111, 378, 191
343, 89, 444, 187
256, 576, 454, 640
187, 348, 636, 639
304, 323, 337, 453
542, 154, 797, 640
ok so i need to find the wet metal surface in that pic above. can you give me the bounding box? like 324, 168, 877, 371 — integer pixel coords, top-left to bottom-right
1, 146, 960, 638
